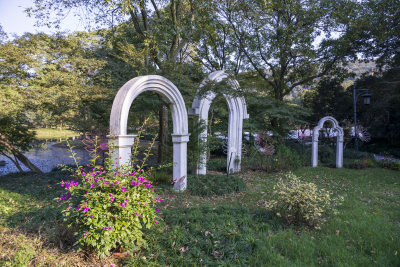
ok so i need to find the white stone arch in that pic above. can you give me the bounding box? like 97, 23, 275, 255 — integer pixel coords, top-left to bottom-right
109, 75, 189, 191
312, 116, 344, 168
189, 70, 249, 174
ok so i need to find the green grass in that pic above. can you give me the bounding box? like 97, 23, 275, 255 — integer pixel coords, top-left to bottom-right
0, 167, 399, 266
31, 128, 81, 140
188, 174, 246, 196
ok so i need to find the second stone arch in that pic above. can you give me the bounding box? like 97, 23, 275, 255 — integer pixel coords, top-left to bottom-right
189, 70, 249, 175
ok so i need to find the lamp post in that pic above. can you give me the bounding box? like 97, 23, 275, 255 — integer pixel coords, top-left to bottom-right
353, 86, 371, 152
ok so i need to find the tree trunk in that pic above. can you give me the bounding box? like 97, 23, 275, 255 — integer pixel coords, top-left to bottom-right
1, 153, 23, 172
0, 133, 43, 173
158, 99, 169, 163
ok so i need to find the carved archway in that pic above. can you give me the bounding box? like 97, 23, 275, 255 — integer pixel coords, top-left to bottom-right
109, 75, 189, 191
312, 116, 344, 168
189, 71, 249, 174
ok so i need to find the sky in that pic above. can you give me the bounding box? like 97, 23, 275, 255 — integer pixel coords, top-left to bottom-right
0, 0, 86, 38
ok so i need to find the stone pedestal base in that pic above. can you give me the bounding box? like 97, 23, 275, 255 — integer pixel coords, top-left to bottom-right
107, 135, 137, 166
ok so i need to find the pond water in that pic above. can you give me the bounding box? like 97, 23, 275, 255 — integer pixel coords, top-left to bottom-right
0, 142, 90, 176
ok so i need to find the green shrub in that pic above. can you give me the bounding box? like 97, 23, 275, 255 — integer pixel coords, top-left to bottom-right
273, 144, 303, 170
318, 145, 335, 164
207, 157, 227, 172
343, 149, 372, 160
148, 170, 172, 185
189, 174, 246, 196
378, 159, 400, 171
348, 159, 375, 169
243, 144, 303, 172
265, 172, 343, 228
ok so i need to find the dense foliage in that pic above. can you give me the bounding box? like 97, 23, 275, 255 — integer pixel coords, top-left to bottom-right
265, 172, 343, 228
59, 140, 162, 257
1, 0, 398, 148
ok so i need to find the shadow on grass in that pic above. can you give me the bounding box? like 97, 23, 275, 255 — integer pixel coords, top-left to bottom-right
0, 170, 76, 249
188, 174, 247, 196
0, 171, 66, 202
123, 205, 283, 266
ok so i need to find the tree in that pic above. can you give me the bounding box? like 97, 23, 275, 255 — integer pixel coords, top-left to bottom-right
0, 31, 42, 173
0, 117, 42, 173
354, 65, 400, 145
341, 0, 400, 68
18, 32, 109, 130
218, 0, 353, 102
27, 0, 207, 162
303, 78, 353, 124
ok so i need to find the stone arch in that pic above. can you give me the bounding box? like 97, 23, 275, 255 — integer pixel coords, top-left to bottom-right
109, 75, 189, 191
189, 70, 249, 174
312, 116, 344, 168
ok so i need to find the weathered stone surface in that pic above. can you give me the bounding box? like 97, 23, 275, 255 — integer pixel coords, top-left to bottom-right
189, 71, 249, 174
312, 116, 344, 168
109, 75, 189, 191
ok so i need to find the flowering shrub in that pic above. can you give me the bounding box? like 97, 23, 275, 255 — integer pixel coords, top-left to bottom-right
265, 172, 343, 228
58, 135, 162, 257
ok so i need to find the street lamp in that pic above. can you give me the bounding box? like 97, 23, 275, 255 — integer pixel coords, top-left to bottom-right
353, 86, 371, 152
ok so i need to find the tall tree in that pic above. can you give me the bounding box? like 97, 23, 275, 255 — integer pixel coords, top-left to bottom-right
214, 0, 354, 101
0, 32, 43, 173
341, 0, 400, 68
27, 0, 206, 162
303, 78, 353, 123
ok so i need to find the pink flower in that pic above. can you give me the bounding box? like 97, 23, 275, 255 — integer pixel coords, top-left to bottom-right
99, 142, 108, 151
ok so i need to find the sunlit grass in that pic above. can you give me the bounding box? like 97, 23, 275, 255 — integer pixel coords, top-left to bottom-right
31, 128, 81, 140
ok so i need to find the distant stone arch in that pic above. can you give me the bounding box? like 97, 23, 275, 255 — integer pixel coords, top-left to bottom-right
312, 116, 344, 168
109, 75, 189, 191
189, 70, 249, 174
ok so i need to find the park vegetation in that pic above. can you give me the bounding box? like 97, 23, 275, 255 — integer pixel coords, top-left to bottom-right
0, 0, 399, 265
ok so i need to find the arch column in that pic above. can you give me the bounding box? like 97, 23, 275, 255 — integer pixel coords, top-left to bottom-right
107, 134, 137, 166
336, 135, 344, 168
311, 131, 319, 167
172, 134, 190, 191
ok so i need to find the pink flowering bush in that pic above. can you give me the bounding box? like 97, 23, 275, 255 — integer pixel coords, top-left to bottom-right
59, 136, 162, 257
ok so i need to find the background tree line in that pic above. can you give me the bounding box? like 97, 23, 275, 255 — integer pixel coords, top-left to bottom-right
0, 0, 399, 171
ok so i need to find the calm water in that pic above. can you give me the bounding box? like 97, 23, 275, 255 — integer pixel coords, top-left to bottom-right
0, 142, 90, 176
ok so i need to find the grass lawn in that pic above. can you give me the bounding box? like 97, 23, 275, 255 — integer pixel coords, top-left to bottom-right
0, 167, 399, 266
31, 128, 81, 140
